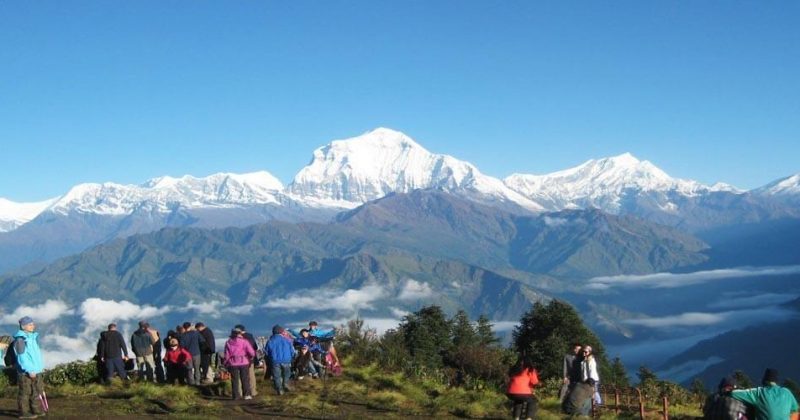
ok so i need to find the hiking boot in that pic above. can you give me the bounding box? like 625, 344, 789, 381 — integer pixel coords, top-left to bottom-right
283, 385, 293, 392
244, 395, 253, 400
297, 376, 305, 380
277, 389, 284, 396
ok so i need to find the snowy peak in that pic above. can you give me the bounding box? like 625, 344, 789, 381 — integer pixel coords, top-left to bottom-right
754, 173, 800, 197
48, 171, 284, 216
0, 197, 58, 232
504, 153, 729, 213
288, 128, 543, 211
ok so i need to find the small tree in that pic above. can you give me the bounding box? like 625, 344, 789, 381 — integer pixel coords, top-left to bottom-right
450, 310, 478, 349
401, 306, 453, 371
637, 365, 658, 385
606, 357, 630, 388
512, 300, 608, 379
475, 315, 500, 346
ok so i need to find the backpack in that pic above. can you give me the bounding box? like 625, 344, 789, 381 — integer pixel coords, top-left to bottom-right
3, 336, 22, 367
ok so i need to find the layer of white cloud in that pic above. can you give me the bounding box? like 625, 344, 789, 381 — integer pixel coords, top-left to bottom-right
182, 300, 254, 317
397, 279, 434, 301
625, 312, 725, 328
262, 284, 387, 313
587, 265, 800, 290
624, 307, 798, 329
708, 293, 797, 309
79, 298, 168, 333
0, 299, 74, 325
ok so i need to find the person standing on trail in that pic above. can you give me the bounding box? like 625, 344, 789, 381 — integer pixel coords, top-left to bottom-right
235, 324, 259, 397
99, 323, 130, 384
196, 322, 216, 383
266, 325, 295, 395
131, 321, 156, 382
580, 345, 601, 405
14, 317, 46, 419
560, 342, 583, 401
179, 322, 205, 385
223, 327, 255, 400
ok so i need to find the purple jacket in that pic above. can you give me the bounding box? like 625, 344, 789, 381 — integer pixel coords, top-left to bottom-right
223, 336, 255, 367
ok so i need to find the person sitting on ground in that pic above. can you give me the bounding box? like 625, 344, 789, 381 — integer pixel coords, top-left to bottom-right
266, 325, 295, 395
163, 338, 193, 385
293, 345, 324, 379
703, 375, 748, 420
223, 327, 256, 400
562, 380, 595, 416
731, 368, 799, 420
506, 357, 539, 420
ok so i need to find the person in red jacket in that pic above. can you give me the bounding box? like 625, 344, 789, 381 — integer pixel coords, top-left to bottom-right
163, 338, 192, 385
506, 357, 539, 420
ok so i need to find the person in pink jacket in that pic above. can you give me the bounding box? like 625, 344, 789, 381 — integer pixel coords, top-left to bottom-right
223, 327, 256, 400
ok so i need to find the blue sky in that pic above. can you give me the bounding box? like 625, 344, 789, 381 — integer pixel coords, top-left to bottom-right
1, 1, 798, 201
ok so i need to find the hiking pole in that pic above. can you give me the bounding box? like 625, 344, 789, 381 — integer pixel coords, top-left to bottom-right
39, 391, 49, 413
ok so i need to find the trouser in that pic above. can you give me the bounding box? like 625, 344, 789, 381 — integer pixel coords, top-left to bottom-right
166, 364, 189, 385
507, 393, 537, 419
247, 363, 258, 396
270, 362, 291, 393
105, 357, 128, 382
154, 357, 166, 383
189, 355, 202, 385
136, 354, 156, 381
200, 353, 212, 382
230, 365, 251, 399
17, 374, 44, 417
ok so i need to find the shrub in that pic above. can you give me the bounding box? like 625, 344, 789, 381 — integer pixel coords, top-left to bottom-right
43, 360, 99, 386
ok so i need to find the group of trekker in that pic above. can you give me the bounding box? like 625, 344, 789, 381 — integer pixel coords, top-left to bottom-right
94, 319, 341, 400
505, 342, 602, 420
505, 342, 799, 420
0, 316, 341, 418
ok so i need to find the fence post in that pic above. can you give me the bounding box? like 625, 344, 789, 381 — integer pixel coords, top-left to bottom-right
636, 388, 645, 420
663, 395, 669, 420
614, 388, 620, 415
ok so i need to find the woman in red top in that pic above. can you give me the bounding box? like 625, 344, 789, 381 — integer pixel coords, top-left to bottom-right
506, 358, 539, 420
163, 338, 193, 385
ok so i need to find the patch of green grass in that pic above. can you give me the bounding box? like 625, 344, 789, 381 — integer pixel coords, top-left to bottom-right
367, 390, 407, 410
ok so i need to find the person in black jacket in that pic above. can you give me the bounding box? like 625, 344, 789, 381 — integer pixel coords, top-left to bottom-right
196, 322, 215, 383
98, 323, 129, 384
179, 322, 205, 385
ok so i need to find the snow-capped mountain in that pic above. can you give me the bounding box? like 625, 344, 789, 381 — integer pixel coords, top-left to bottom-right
48, 171, 284, 216
504, 153, 739, 213
288, 127, 543, 212
0, 197, 57, 232
753, 174, 800, 199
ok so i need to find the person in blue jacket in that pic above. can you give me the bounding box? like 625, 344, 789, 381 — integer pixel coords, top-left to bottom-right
14, 316, 46, 419
266, 325, 295, 395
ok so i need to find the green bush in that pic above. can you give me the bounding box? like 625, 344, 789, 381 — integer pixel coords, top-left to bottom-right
43, 360, 99, 386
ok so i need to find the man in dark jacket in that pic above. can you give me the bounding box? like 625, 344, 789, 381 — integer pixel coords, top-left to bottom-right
266, 325, 295, 395
560, 342, 583, 401
131, 321, 155, 382
196, 322, 215, 383
178, 322, 205, 385
98, 323, 129, 384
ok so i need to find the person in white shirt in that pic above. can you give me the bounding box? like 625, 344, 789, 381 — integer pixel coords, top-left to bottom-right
580, 345, 602, 405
